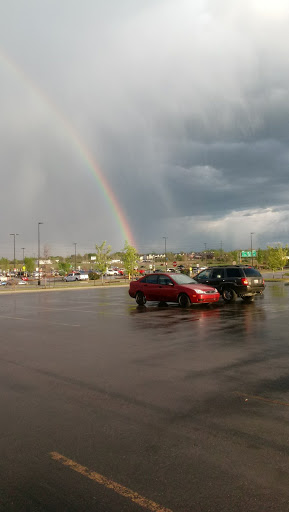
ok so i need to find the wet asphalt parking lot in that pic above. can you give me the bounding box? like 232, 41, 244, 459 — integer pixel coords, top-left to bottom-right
1, 282, 289, 511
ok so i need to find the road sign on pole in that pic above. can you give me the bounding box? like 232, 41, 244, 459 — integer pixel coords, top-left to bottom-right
241, 250, 257, 258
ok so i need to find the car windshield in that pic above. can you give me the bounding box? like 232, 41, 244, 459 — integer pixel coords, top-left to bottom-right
171, 274, 196, 285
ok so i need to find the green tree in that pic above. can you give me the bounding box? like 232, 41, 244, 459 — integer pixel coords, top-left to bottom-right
110, 251, 124, 261
58, 261, 71, 275
267, 245, 287, 276
257, 248, 267, 267
276, 245, 288, 270
228, 250, 239, 264
24, 257, 35, 273
122, 241, 138, 279
95, 241, 111, 282
0, 257, 9, 271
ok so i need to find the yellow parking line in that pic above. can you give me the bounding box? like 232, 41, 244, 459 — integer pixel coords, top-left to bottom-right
50, 452, 173, 512
235, 392, 289, 407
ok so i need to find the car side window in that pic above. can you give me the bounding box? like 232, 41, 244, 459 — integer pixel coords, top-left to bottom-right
197, 270, 211, 280
226, 268, 242, 278
211, 268, 224, 279
146, 275, 159, 284
158, 275, 173, 285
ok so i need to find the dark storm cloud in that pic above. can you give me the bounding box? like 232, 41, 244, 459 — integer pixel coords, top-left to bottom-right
1, 0, 289, 255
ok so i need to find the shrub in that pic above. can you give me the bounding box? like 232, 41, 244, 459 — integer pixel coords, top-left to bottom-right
89, 272, 100, 280
181, 268, 190, 276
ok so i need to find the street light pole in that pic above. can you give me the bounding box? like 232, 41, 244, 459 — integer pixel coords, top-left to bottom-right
73, 242, 77, 270
10, 233, 19, 272
250, 232, 254, 266
204, 242, 207, 267
21, 247, 25, 261
38, 222, 43, 286
163, 237, 168, 270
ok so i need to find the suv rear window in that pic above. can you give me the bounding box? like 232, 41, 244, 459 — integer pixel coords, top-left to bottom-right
226, 268, 242, 278
243, 267, 262, 277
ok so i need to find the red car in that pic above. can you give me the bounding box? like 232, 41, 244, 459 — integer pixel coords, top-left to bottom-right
129, 273, 220, 307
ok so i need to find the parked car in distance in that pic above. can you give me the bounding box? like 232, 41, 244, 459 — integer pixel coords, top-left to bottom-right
112, 268, 124, 275
105, 269, 119, 276
32, 272, 43, 278
4, 278, 27, 286
194, 265, 265, 303
129, 272, 220, 307
64, 272, 88, 282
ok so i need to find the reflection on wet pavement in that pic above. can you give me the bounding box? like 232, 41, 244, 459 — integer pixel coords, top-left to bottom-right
128, 282, 289, 407
1, 282, 289, 511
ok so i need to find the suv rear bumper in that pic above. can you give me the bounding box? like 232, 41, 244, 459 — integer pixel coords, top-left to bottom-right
220, 284, 265, 297
239, 285, 265, 297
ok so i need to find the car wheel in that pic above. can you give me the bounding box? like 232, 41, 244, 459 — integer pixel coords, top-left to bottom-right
222, 288, 237, 303
242, 296, 254, 303
136, 291, 146, 306
178, 293, 191, 308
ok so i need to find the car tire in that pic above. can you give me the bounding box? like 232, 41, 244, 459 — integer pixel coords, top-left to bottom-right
222, 288, 237, 303
136, 291, 146, 306
242, 296, 254, 303
178, 293, 191, 308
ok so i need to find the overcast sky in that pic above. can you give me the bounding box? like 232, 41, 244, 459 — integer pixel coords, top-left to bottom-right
1, 0, 289, 258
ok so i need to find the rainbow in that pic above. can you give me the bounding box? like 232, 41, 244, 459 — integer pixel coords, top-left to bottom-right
0, 48, 135, 247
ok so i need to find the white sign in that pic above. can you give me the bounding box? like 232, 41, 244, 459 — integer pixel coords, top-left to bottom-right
91, 256, 96, 261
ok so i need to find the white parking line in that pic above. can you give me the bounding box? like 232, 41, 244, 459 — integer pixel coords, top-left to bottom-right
0, 315, 80, 327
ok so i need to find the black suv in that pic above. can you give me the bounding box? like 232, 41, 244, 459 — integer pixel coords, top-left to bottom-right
194, 265, 265, 303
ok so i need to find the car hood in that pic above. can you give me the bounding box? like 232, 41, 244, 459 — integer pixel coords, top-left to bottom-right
181, 283, 217, 292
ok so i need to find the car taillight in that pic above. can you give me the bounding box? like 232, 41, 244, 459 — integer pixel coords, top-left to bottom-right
241, 278, 249, 285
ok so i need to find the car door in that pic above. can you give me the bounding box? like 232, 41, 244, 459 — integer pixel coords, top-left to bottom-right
195, 269, 212, 284
157, 275, 176, 302
141, 274, 160, 300
209, 268, 225, 291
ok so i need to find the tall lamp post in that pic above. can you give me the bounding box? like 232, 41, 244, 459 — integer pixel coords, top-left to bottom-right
204, 242, 207, 267
21, 247, 25, 261
163, 237, 168, 270
250, 232, 254, 266
73, 242, 77, 270
38, 222, 43, 286
10, 233, 19, 273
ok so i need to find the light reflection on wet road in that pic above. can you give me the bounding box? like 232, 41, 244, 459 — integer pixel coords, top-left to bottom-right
1, 283, 289, 511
